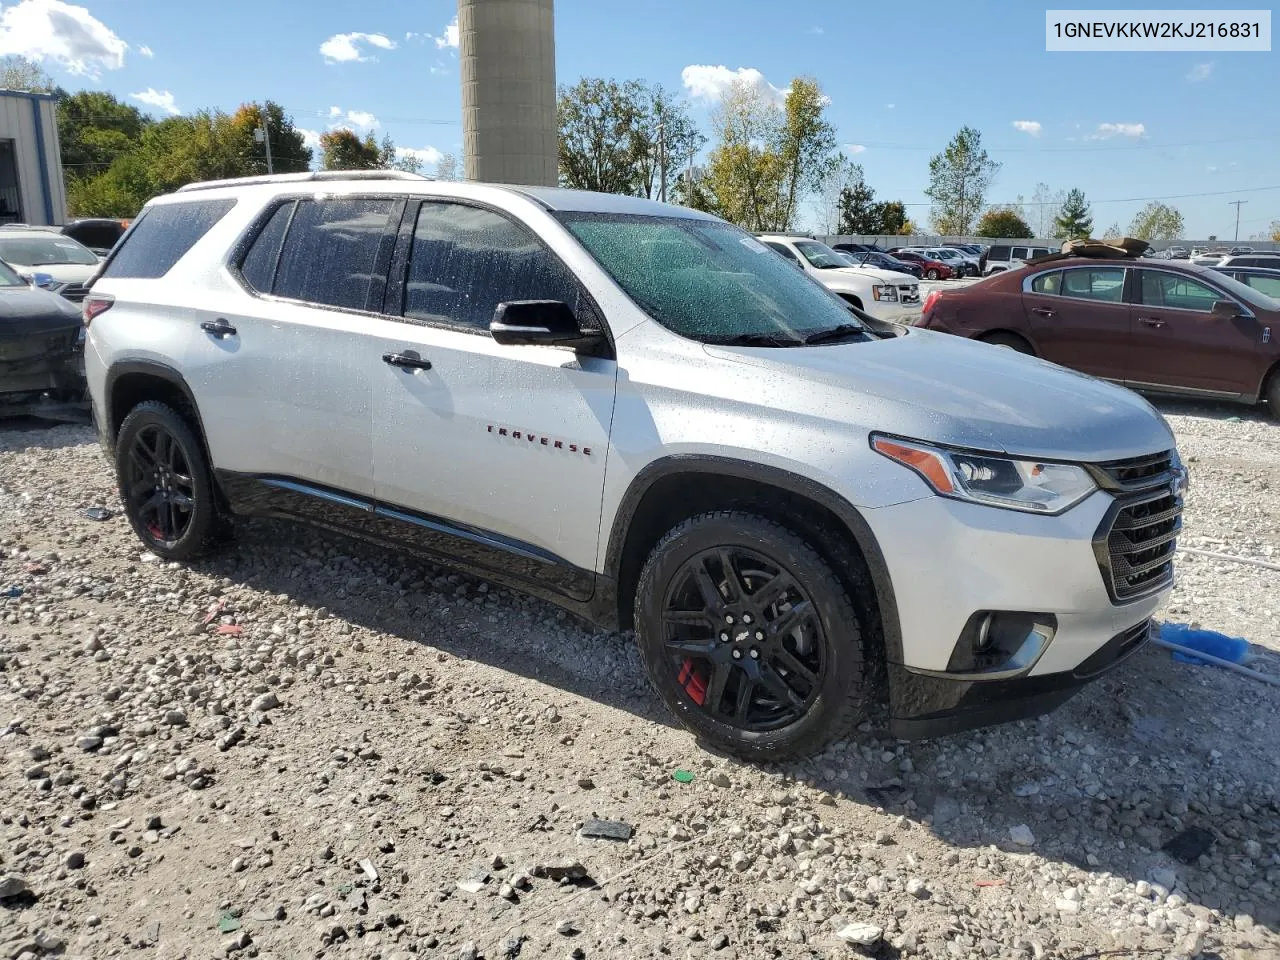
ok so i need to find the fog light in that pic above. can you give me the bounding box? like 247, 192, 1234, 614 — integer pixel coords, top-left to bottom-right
946, 611, 1057, 676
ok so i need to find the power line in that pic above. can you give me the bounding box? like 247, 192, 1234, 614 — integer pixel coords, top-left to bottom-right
847, 134, 1280, 154
893, 184, 1280, 208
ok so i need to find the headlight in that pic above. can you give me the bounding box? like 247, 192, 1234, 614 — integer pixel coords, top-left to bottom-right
872, 436, 1098, 514
871, 284, 898, 302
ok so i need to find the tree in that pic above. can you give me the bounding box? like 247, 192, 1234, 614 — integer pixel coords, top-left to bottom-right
1270, 220, 1280, 242
774, 77, 837, 231
814, 157, 861, 233
557, 78, 645, 194
1030, 182, 1065, 237
975, 207, 1033, 238
435, 153, 459, 181
630, 84, 702, 202
57, 91, 152, 180
898, 216, 919, 236
320, 129, 382, 170
697, 79, 786, 229
228, 101, 313, 174
1128, 201, 1184, 241
925, 126, 1000, 235
834, 166, 909, 235
877, 201, 909, 235
1053, 188, 1093, 239
1102, 222, 1122, 240
0, 55, 54, 92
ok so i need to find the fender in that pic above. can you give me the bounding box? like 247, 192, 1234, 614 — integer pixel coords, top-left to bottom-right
102, 359, 208, 451
604, 454, 904, 664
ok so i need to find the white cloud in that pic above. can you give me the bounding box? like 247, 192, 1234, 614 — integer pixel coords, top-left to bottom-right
681, 64, 786, 104
326, 106, 379, 131
1206, 164, 1218, 173
846, 144, 867, 154
138, 44, 152, 57
130, 87, 178, 115
299, 128, 322, 151
0, 0, 128, 76
806, 26, 824, 35
1088, 122, 1146, 140
319, 31, 396, 63
433, 15, 458, 49
397, 145, 442, 166
1186, 61, 1213, 82
1012, 119, 1042, 136
885, 103, 895, 109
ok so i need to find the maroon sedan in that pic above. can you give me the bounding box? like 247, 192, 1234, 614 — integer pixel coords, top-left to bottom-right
919, 254, 1280, 417
888, 250, 953, 280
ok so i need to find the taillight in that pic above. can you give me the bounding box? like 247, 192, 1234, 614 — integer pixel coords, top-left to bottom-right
82, 295, 114, 327
922, 290, 941, 316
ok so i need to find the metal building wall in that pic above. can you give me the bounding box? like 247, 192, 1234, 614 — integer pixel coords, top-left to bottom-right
459, 0, 557, 186
0, 92, 65, 226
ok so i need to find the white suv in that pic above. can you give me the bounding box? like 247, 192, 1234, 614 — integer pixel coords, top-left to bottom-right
756, 234, 921, 321
84, 172, 1183, 759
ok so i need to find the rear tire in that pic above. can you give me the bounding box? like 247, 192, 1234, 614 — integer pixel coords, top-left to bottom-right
116, 401, 223, 561
1266, 369, 1280, 420
633, 511, 871, 761
979, 332, 1035, 355
925, 269, 939, 280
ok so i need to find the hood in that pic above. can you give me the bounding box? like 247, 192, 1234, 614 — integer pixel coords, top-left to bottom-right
824, 266, 913, 284
0, 283, 83, 340
703, 327, 1173, 462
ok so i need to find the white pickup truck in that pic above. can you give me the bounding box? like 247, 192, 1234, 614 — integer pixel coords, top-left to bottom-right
757, 234, 922, 322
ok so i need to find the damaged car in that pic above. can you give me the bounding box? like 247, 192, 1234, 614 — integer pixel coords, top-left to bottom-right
0, 258, 88, 419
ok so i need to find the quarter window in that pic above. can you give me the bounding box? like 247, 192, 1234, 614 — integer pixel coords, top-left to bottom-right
238, 202, 294, 293
272, 198, 401, 311
1139, 272, 1223, 312
402, 202, 581, 331
763, 241, 799, 263
1062, 268, 1125, 303
100, 199, 236, 279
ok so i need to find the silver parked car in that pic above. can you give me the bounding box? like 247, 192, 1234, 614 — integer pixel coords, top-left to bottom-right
84, 172, 1183, 759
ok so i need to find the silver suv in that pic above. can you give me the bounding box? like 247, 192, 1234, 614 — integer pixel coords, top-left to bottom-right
84, 172, 1184, 759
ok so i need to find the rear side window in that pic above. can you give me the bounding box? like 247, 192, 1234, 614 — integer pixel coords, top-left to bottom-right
1063, 268, 1125, 302
101, 199, 236, 279
239, 202, 294, 293
273, 198, 401, 311
987, 245, 1010, 260
1011, 247, 1030, 260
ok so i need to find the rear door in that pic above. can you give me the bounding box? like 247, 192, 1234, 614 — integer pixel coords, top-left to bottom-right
1128, 268, 1268, 396
184, 195, 403, 497
1020, 265, 1131, 380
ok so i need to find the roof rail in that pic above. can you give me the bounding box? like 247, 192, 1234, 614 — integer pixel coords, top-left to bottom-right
176, 170, 431, 193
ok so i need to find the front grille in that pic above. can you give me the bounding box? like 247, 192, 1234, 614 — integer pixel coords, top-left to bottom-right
1091, 450, 1182, 602
1072, 619, 1151, 679
898, 285, 920, 304
59, 283, 88, 303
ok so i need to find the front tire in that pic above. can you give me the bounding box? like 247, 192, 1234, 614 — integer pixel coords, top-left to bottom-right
1267, 369, 1280, 420
634, 511, 870, 761
925, 269, 940, 280
115, 401, 221, 561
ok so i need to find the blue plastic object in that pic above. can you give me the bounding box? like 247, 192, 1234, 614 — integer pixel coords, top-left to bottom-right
1159, 622, 1250, 666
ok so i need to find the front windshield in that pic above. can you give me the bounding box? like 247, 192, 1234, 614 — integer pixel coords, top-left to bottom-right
558, 214, 869, 345
0, 234, 99, 267
0, 259, 26, 287
793, 240, 849, 270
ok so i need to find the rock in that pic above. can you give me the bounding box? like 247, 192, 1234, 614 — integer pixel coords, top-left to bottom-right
1055, 897, 1081, 914
0, 874, 29, 899
576, 776, 594, 789
874, 830, 894, 845
163, 708, 188, 726
498, 882, 517, 900
456, 878, 486, 894
1014, 782, 1040, 797
1009, 824, 1036, 846
709, 771, 731, 788
836, 922, 883, 946
358, 859, 379, 881
730, 851, 752, 872
458, 941, 479, 960
75, 735, 102, 751
905, 878, 929, 899
533, 859, 586, 882
579, 818, 633, 841
932, 794, 960, 826
555, 918, 577, 935
252, 692, 280, 711
64, 851, 85, 870
1150, 867, 1178, 890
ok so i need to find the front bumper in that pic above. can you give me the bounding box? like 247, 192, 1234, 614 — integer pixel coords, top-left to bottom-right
862, 490, 1171, 736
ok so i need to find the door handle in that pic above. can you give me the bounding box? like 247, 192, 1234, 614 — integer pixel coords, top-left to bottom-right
1031, 307, 1055, 318
382, 351, 432, 371
1139, 317, 1165, 328
200, 318, 237, 338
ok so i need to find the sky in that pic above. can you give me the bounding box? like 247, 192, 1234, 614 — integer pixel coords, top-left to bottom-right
1, 0, 1276, 239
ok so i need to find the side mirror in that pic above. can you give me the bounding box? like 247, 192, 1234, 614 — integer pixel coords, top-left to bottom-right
490, 300, 604, 351
1211, 299, 1242, 319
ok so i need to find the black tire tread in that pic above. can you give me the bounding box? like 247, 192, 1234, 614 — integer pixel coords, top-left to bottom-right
634, 510, 868, 761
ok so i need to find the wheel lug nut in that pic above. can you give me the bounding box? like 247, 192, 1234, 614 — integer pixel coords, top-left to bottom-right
724, 614, 734, 625
749, 648, 760, 659
755, 631, 765, 641
742, 614, 753, 625
719, 632, 730, 642
731, 649, 742, 660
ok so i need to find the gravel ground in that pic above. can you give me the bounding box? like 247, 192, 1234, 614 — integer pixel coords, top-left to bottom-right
1, 403, 1277, 960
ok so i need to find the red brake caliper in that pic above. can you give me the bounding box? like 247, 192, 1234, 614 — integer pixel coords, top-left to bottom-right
678, 659, 708, 705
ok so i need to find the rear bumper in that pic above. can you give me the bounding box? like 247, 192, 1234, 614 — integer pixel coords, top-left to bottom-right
888, 619, 1152, 738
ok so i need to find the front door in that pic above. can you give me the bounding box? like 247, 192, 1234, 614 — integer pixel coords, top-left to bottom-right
1128, 269, 1268, 397
369, 200, 616, 593
1021, 265, 1131, 381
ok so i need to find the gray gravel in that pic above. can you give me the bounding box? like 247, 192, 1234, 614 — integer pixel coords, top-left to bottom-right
1, 402, 1278, 960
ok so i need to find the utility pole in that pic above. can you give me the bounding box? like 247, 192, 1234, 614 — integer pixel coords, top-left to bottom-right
657, 116, 667, 204
254, 122, 274, 175
1229, 200, 1246, 242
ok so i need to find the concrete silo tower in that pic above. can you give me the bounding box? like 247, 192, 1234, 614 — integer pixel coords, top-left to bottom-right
459, 0, 558, 186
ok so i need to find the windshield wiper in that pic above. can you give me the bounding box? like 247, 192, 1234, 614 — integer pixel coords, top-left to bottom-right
801, 323, 866, 346
711, 332, 807, 348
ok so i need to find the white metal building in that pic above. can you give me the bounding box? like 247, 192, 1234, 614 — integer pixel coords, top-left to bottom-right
0, 89, 65, 226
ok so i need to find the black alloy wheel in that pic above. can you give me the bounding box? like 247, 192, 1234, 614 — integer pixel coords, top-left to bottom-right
634, 512, 871, 760
661, 545, 824, 732
115, 401, 221, 560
